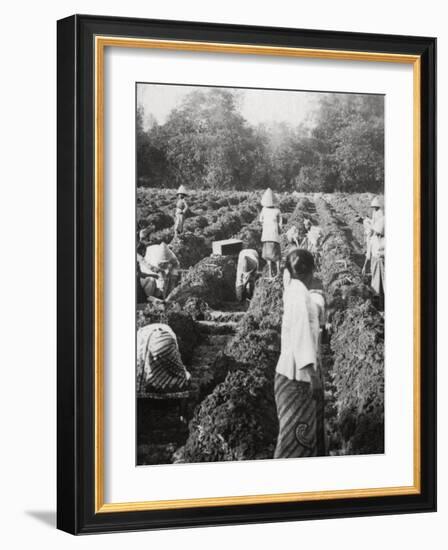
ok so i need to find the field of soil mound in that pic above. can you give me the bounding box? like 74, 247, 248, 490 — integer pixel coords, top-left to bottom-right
167, 254, 237, 308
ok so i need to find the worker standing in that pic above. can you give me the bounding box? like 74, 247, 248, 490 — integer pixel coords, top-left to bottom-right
362, 197, 385, 309
274, 249, 326, 458
260, 188, 282, 279
174, 185, 188, 236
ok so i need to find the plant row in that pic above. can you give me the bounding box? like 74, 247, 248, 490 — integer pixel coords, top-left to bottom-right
137, 188, 297, 230
314, 197, 384, 455
152, 207, 259, 269
139, 200, 256, 236
322, 193, 382, 253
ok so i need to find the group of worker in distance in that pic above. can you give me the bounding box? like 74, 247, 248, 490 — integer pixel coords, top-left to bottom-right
136, 186, 385, 458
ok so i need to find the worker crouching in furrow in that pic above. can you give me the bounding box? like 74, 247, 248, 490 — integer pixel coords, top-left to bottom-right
286, 225, 300, 248
235, 249, 260, 302
300, 218, 323, 270
137, 242, 180, 300
137, 323, 191, 394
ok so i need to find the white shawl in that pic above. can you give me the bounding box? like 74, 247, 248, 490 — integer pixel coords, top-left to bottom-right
276, 278, 320, 382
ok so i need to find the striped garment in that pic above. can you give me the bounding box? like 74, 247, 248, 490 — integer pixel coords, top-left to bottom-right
274, 373, 317, 458
137, 324, 190, 393
276, 278, 318, 383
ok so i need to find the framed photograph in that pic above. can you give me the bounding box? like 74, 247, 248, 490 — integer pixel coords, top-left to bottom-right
57, 14, 436, 534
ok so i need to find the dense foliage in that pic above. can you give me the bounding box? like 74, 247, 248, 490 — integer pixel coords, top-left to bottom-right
137, 90, 271, 191
303, 95, 384, 193
137, 90, 384, 193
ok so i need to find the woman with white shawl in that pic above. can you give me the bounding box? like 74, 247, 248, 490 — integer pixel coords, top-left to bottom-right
274, 249, 326, 458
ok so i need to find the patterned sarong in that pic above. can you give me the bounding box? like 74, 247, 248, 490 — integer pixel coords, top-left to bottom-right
274, 373, 317, 458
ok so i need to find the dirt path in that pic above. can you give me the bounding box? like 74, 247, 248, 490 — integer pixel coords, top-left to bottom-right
322, 200, 366, 269
324, 196, 366, 250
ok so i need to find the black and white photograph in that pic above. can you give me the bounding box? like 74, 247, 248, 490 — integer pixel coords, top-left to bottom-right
135, 83, 385, 466
0, 0, 440, 542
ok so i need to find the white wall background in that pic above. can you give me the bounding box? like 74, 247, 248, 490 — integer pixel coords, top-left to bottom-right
0, 0, 443, 547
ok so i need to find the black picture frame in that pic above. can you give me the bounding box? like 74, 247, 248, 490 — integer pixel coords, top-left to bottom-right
57, 14, 436, 535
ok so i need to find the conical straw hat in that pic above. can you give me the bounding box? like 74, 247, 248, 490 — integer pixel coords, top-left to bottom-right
177, 185, 187, 195
370, 196, 381, 208
261, 188, 275, 207
153, 242, 174, 265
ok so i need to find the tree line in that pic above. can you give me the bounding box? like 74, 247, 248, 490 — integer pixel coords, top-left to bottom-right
137, 88, 384, 193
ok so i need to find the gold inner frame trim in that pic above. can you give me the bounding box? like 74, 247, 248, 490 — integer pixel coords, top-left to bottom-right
94, 35, 421, 513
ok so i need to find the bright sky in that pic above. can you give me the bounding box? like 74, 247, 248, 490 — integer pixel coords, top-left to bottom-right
137, 83, 324, 130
